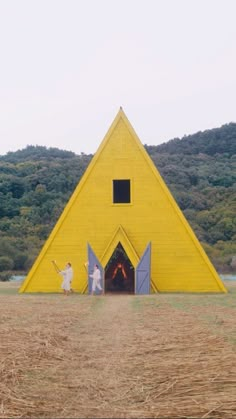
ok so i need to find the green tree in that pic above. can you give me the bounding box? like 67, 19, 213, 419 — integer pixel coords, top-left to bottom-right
0, 256, 14, 271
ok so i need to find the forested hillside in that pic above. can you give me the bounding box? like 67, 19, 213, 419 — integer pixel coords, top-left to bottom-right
0, 123, 235, 279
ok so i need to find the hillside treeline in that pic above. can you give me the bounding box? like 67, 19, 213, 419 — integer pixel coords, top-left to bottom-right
0, 123, 235, 279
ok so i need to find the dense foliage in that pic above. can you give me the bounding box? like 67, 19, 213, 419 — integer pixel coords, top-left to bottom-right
0, 123, 235, 279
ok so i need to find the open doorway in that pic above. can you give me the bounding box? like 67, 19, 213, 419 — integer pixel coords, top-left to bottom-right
105, 242, 134, 294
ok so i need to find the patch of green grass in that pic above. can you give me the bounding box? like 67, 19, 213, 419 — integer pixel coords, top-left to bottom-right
167, 300, 191, 311
22, 292, 64, 297
90, 296, 106, 311
0, 287, 19, 295
164, 290, 236, 311
228, 336, 236, 346
199, 313, 236, 346
130, 296, 146, 310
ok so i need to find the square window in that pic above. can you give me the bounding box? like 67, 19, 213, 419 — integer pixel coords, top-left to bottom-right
113, 180, 130, 203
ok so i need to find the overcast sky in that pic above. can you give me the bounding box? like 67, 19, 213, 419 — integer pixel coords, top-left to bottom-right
0, 0, 236, 156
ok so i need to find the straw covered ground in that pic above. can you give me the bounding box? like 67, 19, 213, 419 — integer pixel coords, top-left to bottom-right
0, 281, 236, 419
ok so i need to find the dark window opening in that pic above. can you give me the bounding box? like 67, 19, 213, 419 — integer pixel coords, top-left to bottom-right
113, 179, 130, 203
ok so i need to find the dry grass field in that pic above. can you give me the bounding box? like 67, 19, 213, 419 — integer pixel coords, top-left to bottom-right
0, 281, 236, 419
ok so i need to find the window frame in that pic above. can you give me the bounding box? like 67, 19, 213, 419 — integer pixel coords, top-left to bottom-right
112, 179, 132, 205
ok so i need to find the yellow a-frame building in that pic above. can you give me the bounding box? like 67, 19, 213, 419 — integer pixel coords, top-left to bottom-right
20, 109, 226, 294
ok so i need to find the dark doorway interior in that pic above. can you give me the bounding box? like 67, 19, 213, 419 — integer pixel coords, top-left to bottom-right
105, 242, 134, 294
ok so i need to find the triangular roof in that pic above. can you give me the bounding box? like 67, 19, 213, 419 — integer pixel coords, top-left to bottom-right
101, 224, 140, 267
19, 108, 227, 293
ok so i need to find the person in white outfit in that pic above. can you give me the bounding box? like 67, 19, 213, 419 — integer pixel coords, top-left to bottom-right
90, 264, 103, 295
60, 262, 74, 296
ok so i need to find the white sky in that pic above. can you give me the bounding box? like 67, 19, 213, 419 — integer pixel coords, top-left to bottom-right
0, 0, 236, 155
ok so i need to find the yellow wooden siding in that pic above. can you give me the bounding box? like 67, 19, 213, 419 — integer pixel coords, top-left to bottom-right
19, 110, 226, 293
